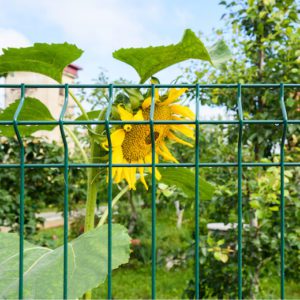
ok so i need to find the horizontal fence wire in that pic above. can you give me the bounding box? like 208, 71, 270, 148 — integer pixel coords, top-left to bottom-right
1, 162, 300, 168
0, 83, 299, 300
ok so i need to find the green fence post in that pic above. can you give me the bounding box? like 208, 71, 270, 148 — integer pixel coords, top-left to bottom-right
13, 83, 25, 300
150, 84, 157, 299
195, 84, 200, 299
237, 83, 243, 299
59, 84, 69, 299
105, 84, 114, 299
279, 83, 287, 300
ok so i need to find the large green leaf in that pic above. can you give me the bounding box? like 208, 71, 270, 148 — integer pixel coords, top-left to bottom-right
0, 97, 56, 137
0, 43, 83, 83
113, 29, 231, 83
159, 168, 215, 201
0, 224, 130, 299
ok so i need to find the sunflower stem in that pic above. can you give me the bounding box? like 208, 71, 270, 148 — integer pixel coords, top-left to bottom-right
84, 140, 98, 232
83, 140, 99, 300
84, 108, 107, 233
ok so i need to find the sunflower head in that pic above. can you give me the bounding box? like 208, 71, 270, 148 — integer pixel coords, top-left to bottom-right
102, 88, 195, 190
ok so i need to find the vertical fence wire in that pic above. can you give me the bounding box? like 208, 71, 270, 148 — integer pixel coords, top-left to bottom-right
150, 84, 157, 299
13, 83, 25, 300
279, 83, 287, 300
194, 84, 200, 299
237, 83, 243, 299
59, 84, 69, 299
105, 84, 114, 299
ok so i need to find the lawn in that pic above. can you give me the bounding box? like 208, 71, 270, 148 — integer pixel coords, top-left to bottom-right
33, 207, 300, 299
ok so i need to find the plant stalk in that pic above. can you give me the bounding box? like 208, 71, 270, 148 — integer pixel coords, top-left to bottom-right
97, 185, 129, 227
84, 140, 98, 232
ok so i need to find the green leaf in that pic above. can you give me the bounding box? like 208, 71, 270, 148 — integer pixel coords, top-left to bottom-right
207, 40, 233, 68
249, 200, 260, 209
113, 29, 231, 83
75, 110, 102, 121
0, 97, 56, 137
0, 224, 130, 299
159, 168, 215, 201
217, 239, 225, 246
0, 43, 83, 83
213, 251, 229, 263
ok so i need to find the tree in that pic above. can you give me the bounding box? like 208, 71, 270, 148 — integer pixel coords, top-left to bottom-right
182, 0, 300, 298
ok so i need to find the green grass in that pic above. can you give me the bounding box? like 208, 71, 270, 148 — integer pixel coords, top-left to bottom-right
33, 226, 64, 248
32, 207, 300, 300
92, 261, 194, 299
259, 277, 300, 299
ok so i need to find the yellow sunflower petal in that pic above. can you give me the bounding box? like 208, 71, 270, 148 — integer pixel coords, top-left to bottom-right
130, 162, 137, 190
118, 104, 133, 120
157, 142, 178, 163
124, 168, 134, 189
122, 159, 133, 189
171, 125, 195, 139
155, 168, 161, 181
133, 110, 144, 121
138, 159, 148, 190
142, 89, 160, 109
112, 146, 123, 180
168, 132, 194, 148
111, 129, 125, 146
114, 167, 123, 183
102, 129, 125, 150
159, 88, 188, 106
171, 104, 195, 120
172, 116, 194, 129
145, 153, 161, 180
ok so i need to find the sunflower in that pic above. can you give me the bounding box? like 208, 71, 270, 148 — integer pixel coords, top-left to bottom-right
102, 88, 195, 190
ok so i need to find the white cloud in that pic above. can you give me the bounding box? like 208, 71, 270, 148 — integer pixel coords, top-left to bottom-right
18, 0, 165, 54
0, 28, 31, 108
0, 28, 30, 53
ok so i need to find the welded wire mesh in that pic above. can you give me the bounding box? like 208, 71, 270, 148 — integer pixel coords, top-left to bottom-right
0, 83, 299, 300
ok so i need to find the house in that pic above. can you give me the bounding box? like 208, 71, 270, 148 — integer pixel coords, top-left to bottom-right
4, 64, 81, 141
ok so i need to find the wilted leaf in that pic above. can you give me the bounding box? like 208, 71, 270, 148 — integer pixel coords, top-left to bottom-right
0, 97, 56, 137
0, 43, 83, 83
75, 110, 102, 121
159, 168, 215, 201
208, 40, 232, 68
0, 224, 130, 299
113, 29, 231, 83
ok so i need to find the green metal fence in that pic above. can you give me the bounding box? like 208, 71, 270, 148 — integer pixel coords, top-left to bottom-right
0, 83, 299, 300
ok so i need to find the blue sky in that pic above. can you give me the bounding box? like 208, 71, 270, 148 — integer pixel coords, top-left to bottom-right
0, 0, 226, 83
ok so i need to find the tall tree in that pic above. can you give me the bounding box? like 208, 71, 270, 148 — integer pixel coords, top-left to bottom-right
183, 0, 300, 298
187, 0, 299, 159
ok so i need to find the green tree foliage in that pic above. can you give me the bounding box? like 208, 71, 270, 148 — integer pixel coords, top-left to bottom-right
181, 0, 300, 298
186, 0, 299, 159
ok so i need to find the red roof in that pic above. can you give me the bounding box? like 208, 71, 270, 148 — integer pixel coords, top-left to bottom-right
64, 64, 82, 78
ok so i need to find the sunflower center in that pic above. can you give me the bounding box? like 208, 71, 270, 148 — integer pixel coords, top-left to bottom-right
121, 105, 172, 162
